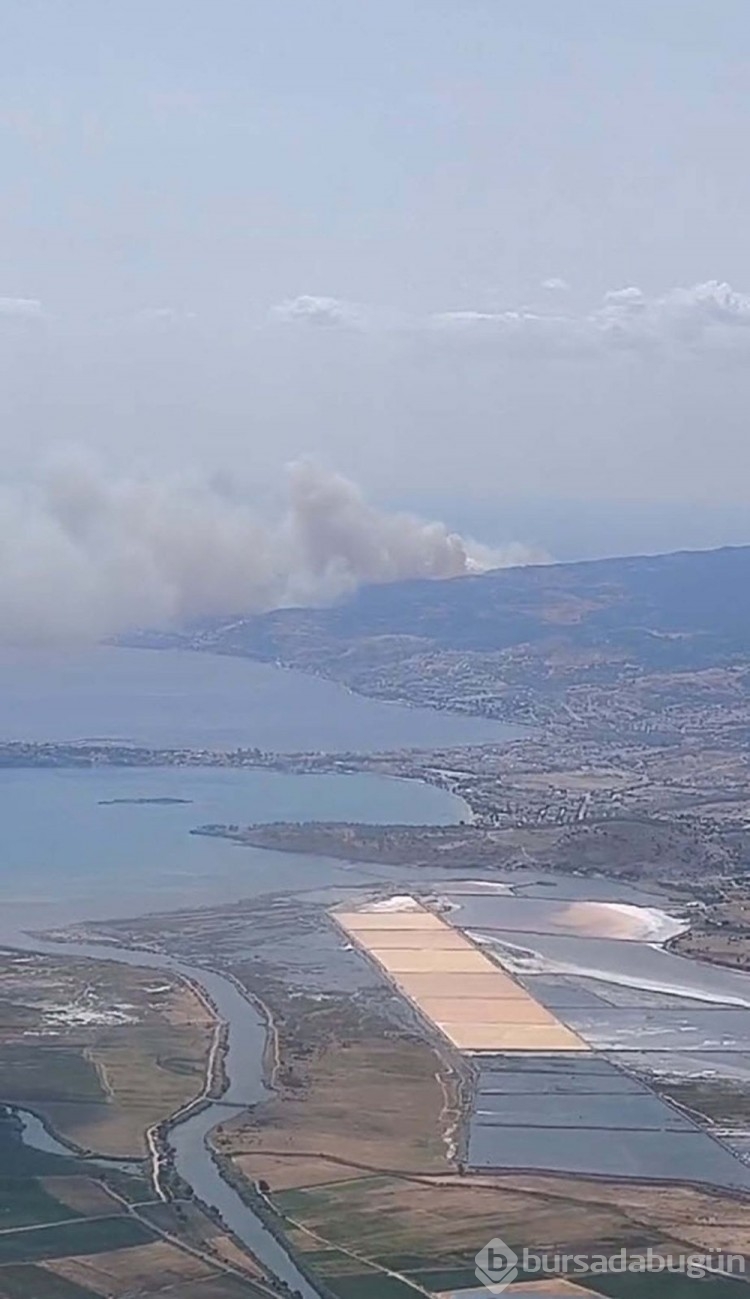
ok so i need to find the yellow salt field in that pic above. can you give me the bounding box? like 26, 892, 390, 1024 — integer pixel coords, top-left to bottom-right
334, 900, 589, 1053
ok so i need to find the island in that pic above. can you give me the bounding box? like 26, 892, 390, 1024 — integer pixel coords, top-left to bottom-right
98, 796, 194, 805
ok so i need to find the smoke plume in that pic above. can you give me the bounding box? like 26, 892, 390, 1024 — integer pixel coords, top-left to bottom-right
0, 458, 541, 644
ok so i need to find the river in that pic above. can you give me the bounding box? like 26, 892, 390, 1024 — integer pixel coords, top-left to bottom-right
9, 930, 326, 1298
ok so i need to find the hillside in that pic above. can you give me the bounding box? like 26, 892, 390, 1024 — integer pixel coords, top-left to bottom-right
131, 544, 750, 737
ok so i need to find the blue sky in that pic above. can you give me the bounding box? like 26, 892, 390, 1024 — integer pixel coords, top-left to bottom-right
3, 0, 750, 559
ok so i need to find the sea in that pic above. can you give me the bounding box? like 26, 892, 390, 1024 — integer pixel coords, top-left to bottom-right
0, 646, 519, 750
0, 645, 518, 928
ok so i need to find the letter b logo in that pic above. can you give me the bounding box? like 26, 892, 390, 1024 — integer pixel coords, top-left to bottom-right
475, 1237, 519, 1292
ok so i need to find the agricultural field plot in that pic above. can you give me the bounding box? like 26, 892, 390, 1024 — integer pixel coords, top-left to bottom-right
560, 1279, 747, 1299
0, 953, 214, 1156
0, 1109, 266, 1298
42, 1239, 230, 1295
503, 1285, 603, 1296
0, 1218, 152, 1266
0, 1171, 97, 1233
272, 1175, 687, 1299
273, 1174, 750, 1299
0, 1256, 269, 1299
481, 1285, 746, 1298
0, 1271, 100, 1299
37, 1177, 122, 1217
216, 1034, 454, 1188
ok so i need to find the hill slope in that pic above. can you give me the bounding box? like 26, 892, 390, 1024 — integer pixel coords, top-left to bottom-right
134, 544, 750, 736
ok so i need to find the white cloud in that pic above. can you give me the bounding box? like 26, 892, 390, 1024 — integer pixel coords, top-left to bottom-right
0, 297, 44, 319
132, 306, 197, 325
271, 294, 363, 328
430, 308, 595, 358
603, 286, 644, 304
541, 277, 570, 292
268, 280, 750, 360
595, 281, 750, 351
428, 280, 750, 358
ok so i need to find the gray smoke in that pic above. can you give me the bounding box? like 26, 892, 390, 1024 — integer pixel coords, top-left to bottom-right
0, 457, 542, 644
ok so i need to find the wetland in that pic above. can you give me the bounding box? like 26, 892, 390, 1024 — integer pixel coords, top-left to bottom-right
3, 647, 750, 1296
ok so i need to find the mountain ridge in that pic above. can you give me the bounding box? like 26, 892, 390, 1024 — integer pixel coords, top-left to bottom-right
125, 541, 750, 737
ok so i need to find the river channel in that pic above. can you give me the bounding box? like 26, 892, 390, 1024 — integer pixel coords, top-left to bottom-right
7, 929, 324, 1299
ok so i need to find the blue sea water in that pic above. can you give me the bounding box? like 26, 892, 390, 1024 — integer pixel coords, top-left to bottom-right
0, 764, 465, 927
0, 646, 520, 750
0, 646, 491, 927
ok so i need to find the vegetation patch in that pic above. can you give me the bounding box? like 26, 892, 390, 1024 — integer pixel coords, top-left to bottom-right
590, 1274, 747, 1298
43, 1239, 216, 1296
0, 1267, 100, 1299
0, 955, 214, 1157
39, 1176, 127, 1217
218, 1035, 455, 1191
320, 1274, 423, 1299
0, 1217, 152, 1265
401, 1264, 483, 1289
0, 1174, 85, 1231
0, 1046, 104, 1106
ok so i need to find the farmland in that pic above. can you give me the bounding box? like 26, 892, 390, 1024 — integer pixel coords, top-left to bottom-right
0, 953, 213, 1156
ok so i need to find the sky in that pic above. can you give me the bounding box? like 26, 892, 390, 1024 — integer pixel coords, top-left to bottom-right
2, 0, 750, 567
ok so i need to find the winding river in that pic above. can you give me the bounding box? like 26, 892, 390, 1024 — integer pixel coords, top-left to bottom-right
9, 930, 324, 1298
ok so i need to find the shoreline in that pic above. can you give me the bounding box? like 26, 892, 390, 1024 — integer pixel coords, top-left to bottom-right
0, 738, 480, 827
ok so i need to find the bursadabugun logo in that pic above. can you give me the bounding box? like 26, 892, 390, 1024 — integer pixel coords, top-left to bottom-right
475, 1235, 746, 1288
475, 1237, 519, 1292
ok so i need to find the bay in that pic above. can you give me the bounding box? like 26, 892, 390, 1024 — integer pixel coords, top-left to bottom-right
0, 643, 505, 928
0, 645, 520, 750
0, 764, 466, 929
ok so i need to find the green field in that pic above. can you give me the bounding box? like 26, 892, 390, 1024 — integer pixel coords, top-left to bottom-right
591, 1272, 748, 1298
0, 1266, 100, 1299
0, 1047, 104, 1106
0, 1216, 152, 1264
0, 1175, 85, 1231
0, 1109, 91, 1233
321, 1275, 423, 1299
